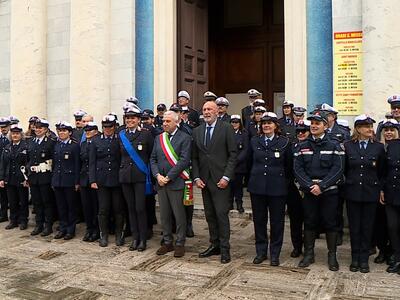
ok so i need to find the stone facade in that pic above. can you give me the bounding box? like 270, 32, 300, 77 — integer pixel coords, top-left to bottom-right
0, 0, 10, 116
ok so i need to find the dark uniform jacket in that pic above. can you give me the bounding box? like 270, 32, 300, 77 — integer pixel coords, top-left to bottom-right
218, 114, 231, 123
327, 122, 351, 143
0, 141, 28, 186
247, 135, 292, 196
0, 134, 10, 156
142, 123, 163, 138
234, 129, 248, 174
79, 139, 92, 187
344, 140, 386, 203
294, 135, 344, 193
150, 129, 191, 190
384, 140, 400, 205
26, 136, 56, 185
246, 120, 260, 139
241, 105, 253, 128
154, 115, 163, 128
89, 134, 121, 187
187, 107, 200, 128
72, 127, 84, 142
118, 129, 154, 184
192, 119, 237, 184
52, 139, 80, 187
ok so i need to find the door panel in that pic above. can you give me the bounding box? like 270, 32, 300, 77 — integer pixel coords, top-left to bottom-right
178, 0, 208, 110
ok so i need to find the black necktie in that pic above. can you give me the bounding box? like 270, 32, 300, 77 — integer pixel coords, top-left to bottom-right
205, 126, 212, 147
360, 141, 366, 150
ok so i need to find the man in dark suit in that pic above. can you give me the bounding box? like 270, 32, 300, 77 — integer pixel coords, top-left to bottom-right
216, 97, 231, 123
150, 110, 191, 257
192, 101, 237, 264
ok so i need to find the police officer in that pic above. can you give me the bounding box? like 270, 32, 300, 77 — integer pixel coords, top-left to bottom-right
242, 88, 261, 128
80, 122, 100, 242
216, 97, 231, 122
155, 103, 167, 128
246, 106, 266, 139
248, 112, 292, 266
27, 119, 56, 236
89, 114, 124, 247
141, 109, 163, 137
52, 122, 80, 240
0, 117, 11, 222
203, 91, 218, 102
25, 116, 39, 140
278, 100, 296, 141
229, 115, 248, 213
382, 125, 400, 273
170, 104, 192, 136
71, 110, 87, 142
286, 120, 311, 258
294, 113, 344, 271
344, 115, 386, 273
376, 95, 400, 138
0, 124, 29, 230
293, 107, 307, 125
119, 105, 154, 251
177, 90, 200, 128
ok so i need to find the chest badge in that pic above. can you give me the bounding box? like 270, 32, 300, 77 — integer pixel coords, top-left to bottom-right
138, 144, 143, 151
64, 154, 69, 160
41, 153, 46, 158
372, 161, 376, 167
275, 152, 280, 158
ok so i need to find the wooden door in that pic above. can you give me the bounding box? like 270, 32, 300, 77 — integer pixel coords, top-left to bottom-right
177, 0, 208, 110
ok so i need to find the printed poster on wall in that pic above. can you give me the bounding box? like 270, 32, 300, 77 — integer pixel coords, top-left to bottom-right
333, 31, 363, 115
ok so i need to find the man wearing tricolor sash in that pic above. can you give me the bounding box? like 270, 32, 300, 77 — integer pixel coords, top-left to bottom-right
150, 111, 192, 258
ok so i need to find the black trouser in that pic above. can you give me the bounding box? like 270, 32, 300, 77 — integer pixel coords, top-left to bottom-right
54, 187, 77, 235
386, 204, 400, 261
97, 186, 124, 225
286, 183, 303, 251
121, 183, 147, 241
347, 201, 377, 264
250, 193, 286, 259
0, 187, 8, 218
7, 185, 29, 224
303, 190, 339, 232
202, 181, 231, 250
80, 186, 99, 233
230, 173, 245, 206
146, 194, 157, 229
337, 186, 346, 235
372, 203, 391, 254
30, 184, 55, 227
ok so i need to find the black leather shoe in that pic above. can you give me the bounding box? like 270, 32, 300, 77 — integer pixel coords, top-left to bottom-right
374, 251, 386, 264
387, 262, 400, 273
54, 231, 66, 239
349, 261, 360, 272
41, 226, 53, 237
221, 251, 231, 264
290, 248, 302, 258
64, 233, 74, 240
82, 231, 91, 242
19, 223, 28, 230
5, 222, 18, 230
270, 258, 280, 266
253, 255, 267, 264
186, 224, 194, 238
30, 226, 43, 236
99, 235, 108, 247
115, 235, 125, 246
137, 241, 146, 252
129, 240, 139, 251
89, 232, 99, 242
359, 263, 370, 273
387, 254, 395, 266
199, 245, 221, 258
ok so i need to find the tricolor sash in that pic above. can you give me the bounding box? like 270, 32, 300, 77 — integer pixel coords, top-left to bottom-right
159, 132, 193, 206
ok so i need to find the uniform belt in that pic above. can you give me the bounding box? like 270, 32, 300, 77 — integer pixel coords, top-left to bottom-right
30, 160, 52, 173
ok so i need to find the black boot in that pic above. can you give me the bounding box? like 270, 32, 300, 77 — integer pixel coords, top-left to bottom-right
298, 231, 315, 268
326, 232, 339, 271
114, 215, 125, 246
98, 215, 109, 247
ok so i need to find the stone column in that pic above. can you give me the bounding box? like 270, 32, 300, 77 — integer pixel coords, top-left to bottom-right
284, 0, 307, 110
0, 0, 11, 116
362, 0, 400, 120
9, 0, 47, 128
154, 0, 177, 110
135, 0, 154, 110
70, 0, 110, 124
306, 0, 333, 112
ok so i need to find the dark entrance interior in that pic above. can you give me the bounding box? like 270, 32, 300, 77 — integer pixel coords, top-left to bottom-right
178, 0, 284, 113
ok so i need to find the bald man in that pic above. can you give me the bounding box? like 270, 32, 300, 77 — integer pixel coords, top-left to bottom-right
192, 101, 237, 264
